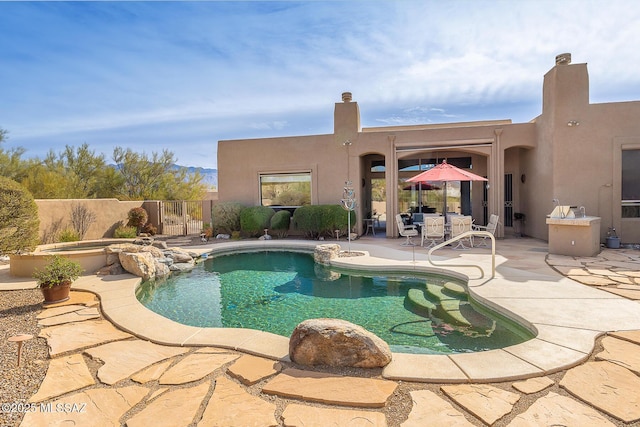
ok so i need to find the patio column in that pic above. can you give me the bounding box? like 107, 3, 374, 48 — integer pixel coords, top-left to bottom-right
387, 136, 398, 237
490, 129, 505, 238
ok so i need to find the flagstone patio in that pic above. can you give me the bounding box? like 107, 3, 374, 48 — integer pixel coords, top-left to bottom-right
4, 237, 640, 426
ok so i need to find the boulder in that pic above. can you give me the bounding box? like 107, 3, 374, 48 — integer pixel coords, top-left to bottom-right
314, 244, 341, 266
289, 318, 392, 368
96, 263, 126, 276
166, 248, 193, 263
154, 260, 171, 279
119, 252, 156, 281
169, 262, 196, 273
151, 240, 169, 250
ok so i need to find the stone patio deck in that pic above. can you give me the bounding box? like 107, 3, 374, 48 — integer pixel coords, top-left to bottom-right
4, 237, 640, 426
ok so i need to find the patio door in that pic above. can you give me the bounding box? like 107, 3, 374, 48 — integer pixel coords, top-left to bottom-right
504, 174, 513, 227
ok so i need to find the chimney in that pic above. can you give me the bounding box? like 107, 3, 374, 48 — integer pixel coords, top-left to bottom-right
341, 92, 352, 103
555, 53, 571, 65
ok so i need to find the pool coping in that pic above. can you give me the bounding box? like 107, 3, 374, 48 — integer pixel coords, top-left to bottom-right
72, 239, 640, 383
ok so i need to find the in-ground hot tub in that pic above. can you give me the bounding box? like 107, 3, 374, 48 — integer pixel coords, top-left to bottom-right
9, 239, 134, 278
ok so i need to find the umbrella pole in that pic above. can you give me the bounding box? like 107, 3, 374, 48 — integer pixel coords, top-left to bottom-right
443, 182, 448, 223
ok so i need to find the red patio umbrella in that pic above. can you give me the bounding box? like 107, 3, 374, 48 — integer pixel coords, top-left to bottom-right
406, 160, 487, 221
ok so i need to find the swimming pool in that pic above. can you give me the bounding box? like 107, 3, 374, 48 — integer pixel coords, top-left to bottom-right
136, 250, 533, 354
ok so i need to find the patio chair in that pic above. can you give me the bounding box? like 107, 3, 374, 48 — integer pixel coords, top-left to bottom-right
450, 216, 473, 249
421, 216, 445, 248
395, 214, 418, 246
473, 214, 499, 247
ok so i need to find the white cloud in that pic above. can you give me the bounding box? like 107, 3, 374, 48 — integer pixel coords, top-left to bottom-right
2, 1, 640, 168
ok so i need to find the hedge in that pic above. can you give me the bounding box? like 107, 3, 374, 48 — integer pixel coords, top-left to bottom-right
270, 210, 291, 238
212, 202, 244, 235
292, 204, 355, 239
240, 206, 275, 237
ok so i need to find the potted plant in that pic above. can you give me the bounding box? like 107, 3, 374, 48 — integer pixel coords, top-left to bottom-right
33, 255, 83, 304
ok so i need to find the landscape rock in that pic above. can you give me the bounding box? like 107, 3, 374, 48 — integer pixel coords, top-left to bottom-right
153, 259, 171, 279
169, 262, 196, 272
313, 244, 341, 265
289, 318, 392, 368
166, 248, 193, 263
151, 240, 169, 249
119, 251, 156, 281
97, 262, 126, 276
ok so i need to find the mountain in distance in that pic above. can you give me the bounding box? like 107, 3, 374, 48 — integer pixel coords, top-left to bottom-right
175, 165, 218, 189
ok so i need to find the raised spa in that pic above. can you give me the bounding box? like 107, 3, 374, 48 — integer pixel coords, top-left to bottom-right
136, 250, 533, 354
9, 239, 133, 278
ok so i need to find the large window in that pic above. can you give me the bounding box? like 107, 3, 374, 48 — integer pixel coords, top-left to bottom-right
260, 172, 311, 207
622, 149, 640, 218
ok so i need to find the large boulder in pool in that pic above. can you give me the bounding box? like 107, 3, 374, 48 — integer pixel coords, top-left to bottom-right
289, 318, 392, 368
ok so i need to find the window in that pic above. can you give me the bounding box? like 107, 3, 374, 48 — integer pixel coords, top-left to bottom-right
260, 173, 311, 207
622, 149, 640, 218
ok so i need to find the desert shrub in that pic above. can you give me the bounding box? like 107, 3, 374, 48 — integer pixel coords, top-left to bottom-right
231, 230, 241, 240
0, 176, 39, 254
141, 222, 157, 235
212, 202, 244, 235
126, 207, 148, 229
70, 203, 97, 239
270, 210, 291, 238
293, 205, 355, 239
58, 229, 81, 242
240, 206, 275, 237
114, 225, 138, 238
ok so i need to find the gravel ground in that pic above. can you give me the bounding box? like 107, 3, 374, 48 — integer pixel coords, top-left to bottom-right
0, 289, 49, 427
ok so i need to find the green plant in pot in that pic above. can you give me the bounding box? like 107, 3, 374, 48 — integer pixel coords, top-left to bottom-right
33, 255, 83, 304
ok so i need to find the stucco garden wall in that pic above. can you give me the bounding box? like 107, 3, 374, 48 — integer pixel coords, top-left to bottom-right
35, 199, 144, 241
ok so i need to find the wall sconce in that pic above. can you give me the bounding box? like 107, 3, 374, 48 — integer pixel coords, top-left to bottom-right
567, 120, 579, 127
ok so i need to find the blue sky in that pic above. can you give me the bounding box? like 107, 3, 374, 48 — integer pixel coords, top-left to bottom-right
2, 1, 640, 169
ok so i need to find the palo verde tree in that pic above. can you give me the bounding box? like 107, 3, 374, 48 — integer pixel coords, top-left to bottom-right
112, 146, 206, 200
0, 128, 29, 182
0, 176, 40, 255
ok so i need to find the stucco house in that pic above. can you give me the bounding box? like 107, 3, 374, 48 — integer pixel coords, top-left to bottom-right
218, 53, 640, 245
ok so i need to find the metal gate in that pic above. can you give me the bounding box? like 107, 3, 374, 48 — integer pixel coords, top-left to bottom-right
160, 200, 205, 236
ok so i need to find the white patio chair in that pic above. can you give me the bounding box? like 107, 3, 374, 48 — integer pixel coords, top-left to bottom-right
395, 214, 418, 246
450, 216, 473, 249
421, 216, 445, 248
473, 214, 499, 247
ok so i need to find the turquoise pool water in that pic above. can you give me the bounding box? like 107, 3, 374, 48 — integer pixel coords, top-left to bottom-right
136, 250, 533, 354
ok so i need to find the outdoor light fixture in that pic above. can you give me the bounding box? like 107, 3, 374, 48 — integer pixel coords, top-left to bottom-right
567, 120, 580, 127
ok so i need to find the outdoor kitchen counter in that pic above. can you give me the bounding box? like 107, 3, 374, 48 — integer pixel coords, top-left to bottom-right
546, 216, 601, 257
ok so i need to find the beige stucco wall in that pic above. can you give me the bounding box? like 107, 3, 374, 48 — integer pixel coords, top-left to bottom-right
36, 199, 144, 241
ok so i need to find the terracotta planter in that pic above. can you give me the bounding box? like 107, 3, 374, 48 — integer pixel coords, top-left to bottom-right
40, 281, 72, 304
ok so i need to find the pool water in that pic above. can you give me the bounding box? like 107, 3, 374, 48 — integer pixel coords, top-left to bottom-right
136, 251, 533, 354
